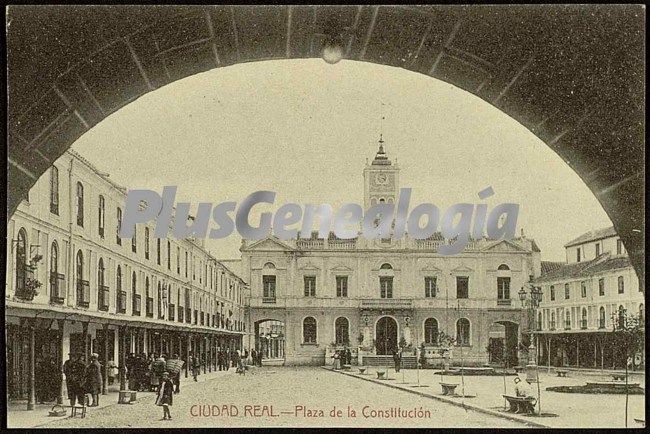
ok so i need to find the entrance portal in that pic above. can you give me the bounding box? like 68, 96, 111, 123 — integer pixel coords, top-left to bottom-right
375, 317, 398, 355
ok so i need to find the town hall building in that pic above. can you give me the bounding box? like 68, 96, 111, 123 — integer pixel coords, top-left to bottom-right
241, 138, 541, 366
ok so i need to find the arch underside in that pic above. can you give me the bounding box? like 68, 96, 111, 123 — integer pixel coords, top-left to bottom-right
6, 5, 644, 280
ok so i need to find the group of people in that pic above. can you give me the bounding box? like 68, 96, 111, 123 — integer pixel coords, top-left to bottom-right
125, 352, 184, 392
331, 348, 353, 369
62, 352, 104, 408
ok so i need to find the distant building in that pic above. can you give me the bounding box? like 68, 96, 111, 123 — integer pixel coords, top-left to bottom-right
533, 226, 644, 369
241, 138, 540, 366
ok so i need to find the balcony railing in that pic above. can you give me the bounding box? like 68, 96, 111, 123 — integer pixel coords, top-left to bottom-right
169, 304, 175, 321
98, 285, 109, 311
296, 239, 324, 249
132, 294, 141, 316
550, 321, 556, 330
262, 297, 277, 304
497, 298, 511, 306
117, 291, 127, 313
361, 298, 413, 309
49, 272, 65, 304
76, 280, 90, 307
581, 319, 588, 329
146, 297, 154, 317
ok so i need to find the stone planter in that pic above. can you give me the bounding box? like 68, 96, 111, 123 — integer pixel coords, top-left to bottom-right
376, 370, 386, 379
358, 366, 367, 374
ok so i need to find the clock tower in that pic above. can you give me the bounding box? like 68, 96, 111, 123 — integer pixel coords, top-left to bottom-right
363, 135, 400, 210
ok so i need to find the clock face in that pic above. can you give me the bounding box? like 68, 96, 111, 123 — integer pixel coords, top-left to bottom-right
375, 173, 389, 185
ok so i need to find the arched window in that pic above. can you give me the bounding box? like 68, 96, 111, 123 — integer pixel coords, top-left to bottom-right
98, 258, 107, 310
15, 228, 27, 294
50, 241, 59, 298
76, 182, 84, 227
303, 317, 317, 344
497, 264, 510, 270
380, 263, 393, 270
424, 318, 439, 345
50, 166, 59, 215
379, 263, 393, 299
116, 207, 122, 245
335, 317, 349, 345
98, 195, 105, 238
456, 318, 470, 346
617, 305, 626, 329
618, 276, 625, 294
599, 306, 606, 328
98, 258, 105, 286
581, 307, 587, 328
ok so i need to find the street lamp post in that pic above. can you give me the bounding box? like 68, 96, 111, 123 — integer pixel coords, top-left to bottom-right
519, 283, 543, 414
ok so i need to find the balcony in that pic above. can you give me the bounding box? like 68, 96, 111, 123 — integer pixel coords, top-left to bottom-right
361, 298, 413, 309
98, 285, 109, 311
49, 272, 65, 304
262, 297, 277, 304
497, 298, 511, 306
146, 297, 154, 317
132, 294, 141, 316
117, 291, 127, 313
169, 304, 175, 321
76, 280, 90, 308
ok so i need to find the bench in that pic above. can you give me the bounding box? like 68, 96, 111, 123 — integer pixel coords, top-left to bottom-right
118, 390, 133, 404
376, 370, 386, 379
556, 369, 569, 377
358, 366, 367, 374
70, 405, 86, 418
503, 395, 536, 415
611, 373, 626, 381
440, 382, 459, 396
514, 366, 525, 373
342, 364, 352, 371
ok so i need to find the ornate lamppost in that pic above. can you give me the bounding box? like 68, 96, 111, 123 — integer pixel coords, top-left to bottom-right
519, 283, 543, 414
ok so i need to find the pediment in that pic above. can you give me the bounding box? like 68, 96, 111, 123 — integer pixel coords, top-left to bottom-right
298, 262, 321, 271
451, 265, 474, 272
482, 239, 527, 253
245, 237, 295, 252
331, 264, 354, 272
420, 264, 443, 272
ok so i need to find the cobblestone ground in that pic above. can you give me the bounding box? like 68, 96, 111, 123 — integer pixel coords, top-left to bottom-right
42, 367, 525, 428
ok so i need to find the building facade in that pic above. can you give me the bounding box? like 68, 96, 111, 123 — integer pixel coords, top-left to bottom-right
6, 150, 249, 405
533, 226, 645, 370
242, 140, 540, 366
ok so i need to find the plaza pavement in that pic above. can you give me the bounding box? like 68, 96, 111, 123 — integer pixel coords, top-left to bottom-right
8, 366, 528, 429
328, 365, 646, 429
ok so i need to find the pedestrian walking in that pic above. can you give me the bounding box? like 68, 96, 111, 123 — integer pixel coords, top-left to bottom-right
345, 348, 352, 366
84, 353, 103, 407
166, 354, 184, 394
63, 352, 86, 408
155, 371, 174, 420
190, 352, 200, 381
107, 359, 118, 385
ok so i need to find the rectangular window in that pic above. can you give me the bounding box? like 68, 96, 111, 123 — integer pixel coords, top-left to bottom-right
616, 239, 623, 255
550, 285, 555, 301
177, 246, 180, 274
598, 278, 605, 296
595, 243, 601, 256
116, 208, 122, 245
263, 275, 276, 299
456, 276, 469, 299
167, 241, 171, 270
380, 276, 393, 299
618, 276, 624, 294
157, 239, 161, 265
336, 276, 348, 297
50, 166, 59, 215
76, 183, 84, 227
497, 277, 510, 300
304, 276, 316, 297
424, 276, 437, 298
581, 281, 587, 298
185, 251, 188, 277
98, 195, 105, 238
564, 283, 570, 299
144, 228, 150, 259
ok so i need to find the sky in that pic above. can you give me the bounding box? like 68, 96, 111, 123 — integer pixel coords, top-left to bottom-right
70, 58, 613, 261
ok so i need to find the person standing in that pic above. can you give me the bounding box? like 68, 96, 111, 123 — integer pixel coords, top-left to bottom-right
107, 359, 118, 386
63, 352, 86, 408
190, 352, 200, 381
84, 353, 103, 407
250, 349, 257, 368
393, 350, 401, 373
155, 371, 174, 420
345, 348, 352, 366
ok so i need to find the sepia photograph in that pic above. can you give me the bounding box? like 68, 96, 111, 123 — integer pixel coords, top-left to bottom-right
3, 4, 646, 429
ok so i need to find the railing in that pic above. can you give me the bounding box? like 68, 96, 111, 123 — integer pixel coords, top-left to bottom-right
497, 298, 511, 306
132, 294, 141, 316
262, 297, 277, 304
328, 239, 356, 249
98, 285, 109, 311
117, 291, 127, 313
415, 239, 445, 250
76, 280, 90, 307
361, 298, 413, 309
146, 297, 154, 317
296, 239, 324, 249
168, 304, 175, 321
49, 272, 65, 304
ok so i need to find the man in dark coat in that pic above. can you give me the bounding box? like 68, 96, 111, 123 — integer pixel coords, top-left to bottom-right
85, 353, 103, 406
250, 349, 257, 368
63, 352, 86, 408
393, 350, 401, 373
155, 371, 174, 420
345, 348, 352, 366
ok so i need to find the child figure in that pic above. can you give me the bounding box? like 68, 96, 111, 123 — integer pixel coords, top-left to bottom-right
155, 371, 174, 420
